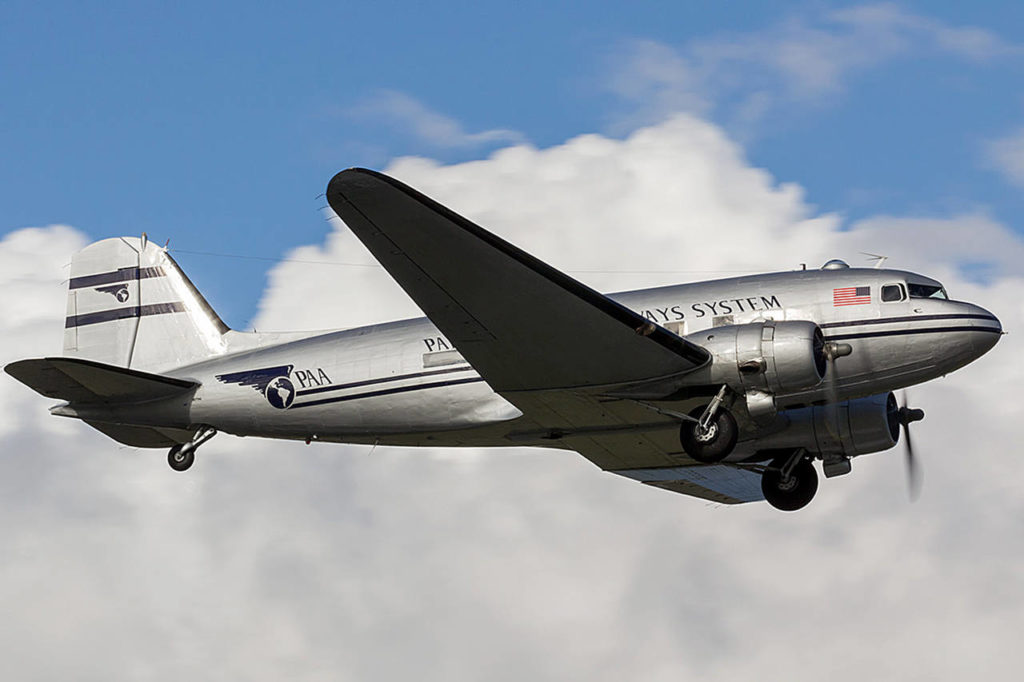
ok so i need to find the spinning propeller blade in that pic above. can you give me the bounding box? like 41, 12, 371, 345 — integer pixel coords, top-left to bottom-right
898, 390, 925, 501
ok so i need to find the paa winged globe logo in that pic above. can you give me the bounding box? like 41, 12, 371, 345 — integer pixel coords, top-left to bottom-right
96, 284, 131, 303
215, 365, 296, 409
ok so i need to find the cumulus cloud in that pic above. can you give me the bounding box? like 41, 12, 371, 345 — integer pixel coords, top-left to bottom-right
608, 4, 1022, 131
347, 90, 527, 150
4, 115, 1024, 680
255, 114, 838, 331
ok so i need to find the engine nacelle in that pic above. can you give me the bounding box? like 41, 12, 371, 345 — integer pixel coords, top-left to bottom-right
683, 320, 827, 395
749, 392, 901, 459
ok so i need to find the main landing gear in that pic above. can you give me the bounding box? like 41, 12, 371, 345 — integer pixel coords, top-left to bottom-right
167, 426, 217, 472
678, 386, 738, 463
761, 450, 818, 511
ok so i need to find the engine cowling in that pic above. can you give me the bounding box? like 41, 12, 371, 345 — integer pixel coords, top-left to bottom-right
683, 320, 827, 395
750, 392, 901, 458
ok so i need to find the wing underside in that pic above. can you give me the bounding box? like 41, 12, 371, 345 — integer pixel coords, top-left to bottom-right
613, 464, 766, 505
84, 421, 196, 447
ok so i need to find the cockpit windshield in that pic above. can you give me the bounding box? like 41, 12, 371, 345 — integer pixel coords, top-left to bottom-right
908, 283, 948, 300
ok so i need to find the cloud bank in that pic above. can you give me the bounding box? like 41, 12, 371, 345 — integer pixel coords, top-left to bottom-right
256, 115, 838, 332
3, 115, 1024, 680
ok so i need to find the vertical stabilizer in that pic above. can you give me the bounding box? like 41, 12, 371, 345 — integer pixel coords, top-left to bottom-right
63, 237, 229, 371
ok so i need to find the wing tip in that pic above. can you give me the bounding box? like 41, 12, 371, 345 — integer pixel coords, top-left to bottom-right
327, 168, 383, 215
327, 167, 386, 193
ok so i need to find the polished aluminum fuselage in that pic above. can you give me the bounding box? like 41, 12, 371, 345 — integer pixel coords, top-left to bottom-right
92, 267, 1000, 449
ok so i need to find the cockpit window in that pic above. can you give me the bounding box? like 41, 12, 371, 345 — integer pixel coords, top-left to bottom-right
881, 284, 906, 302
908, 283, 948, 300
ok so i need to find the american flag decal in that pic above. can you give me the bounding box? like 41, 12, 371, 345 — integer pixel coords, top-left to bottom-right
833, 286, 871, 306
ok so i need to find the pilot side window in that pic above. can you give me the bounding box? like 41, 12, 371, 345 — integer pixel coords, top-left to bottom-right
881, 284, 906, 302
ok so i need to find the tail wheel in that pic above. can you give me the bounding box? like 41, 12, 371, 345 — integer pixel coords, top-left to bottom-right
762, 457, 818, 511
679, 406, 738, 463
168, 444, 195, 472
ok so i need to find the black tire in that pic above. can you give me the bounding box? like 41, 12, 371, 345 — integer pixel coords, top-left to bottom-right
679, 406, 738, 463
168, 444, 195, 472
762, 457, 818, 511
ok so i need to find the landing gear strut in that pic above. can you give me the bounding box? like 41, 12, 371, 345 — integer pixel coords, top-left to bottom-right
167, 426, 217, 472
761, 450, 818, 511
679, 386, 738, 463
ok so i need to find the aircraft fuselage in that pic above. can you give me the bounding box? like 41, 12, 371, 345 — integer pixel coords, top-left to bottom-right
71, 265, 998, 455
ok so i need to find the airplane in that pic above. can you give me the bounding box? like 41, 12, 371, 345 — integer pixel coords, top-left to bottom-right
4, 168, 1003, 511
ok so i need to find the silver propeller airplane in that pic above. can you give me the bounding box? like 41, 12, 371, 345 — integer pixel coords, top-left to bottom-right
5, 169, 1003, 511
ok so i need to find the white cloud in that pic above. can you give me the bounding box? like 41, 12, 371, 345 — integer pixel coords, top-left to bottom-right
984, 126, 1024, 189
4, 115, 1024, 679
832, 3, 1021, 61
347, 90, 527, 150
255, 114, 839, 331
0, 226, 84, 355
608, 4, 1022, 131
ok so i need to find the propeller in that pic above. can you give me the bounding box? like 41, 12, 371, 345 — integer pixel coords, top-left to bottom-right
896, 390, 925, 501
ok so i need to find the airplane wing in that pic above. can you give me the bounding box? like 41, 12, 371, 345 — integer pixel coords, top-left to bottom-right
327, 168, 709, 393
327, 169, 758, 504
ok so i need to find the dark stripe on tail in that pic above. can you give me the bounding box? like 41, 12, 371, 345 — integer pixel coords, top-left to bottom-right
69, 266, 166, 290
65, 302, 186, 328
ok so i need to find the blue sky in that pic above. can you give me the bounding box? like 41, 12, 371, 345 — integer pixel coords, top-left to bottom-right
4, 1, 1024, 327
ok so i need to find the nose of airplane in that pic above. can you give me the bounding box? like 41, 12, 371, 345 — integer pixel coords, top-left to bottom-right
925, 301, 1001, 376
966, 303, 1002, 357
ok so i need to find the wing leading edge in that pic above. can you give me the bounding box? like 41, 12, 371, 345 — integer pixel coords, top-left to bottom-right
326, 169, 709, 394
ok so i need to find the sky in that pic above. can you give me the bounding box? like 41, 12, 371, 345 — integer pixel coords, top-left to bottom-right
3, 2, 1024, 680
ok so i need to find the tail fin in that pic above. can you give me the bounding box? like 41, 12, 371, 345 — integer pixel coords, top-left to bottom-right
63, 236, 229, 371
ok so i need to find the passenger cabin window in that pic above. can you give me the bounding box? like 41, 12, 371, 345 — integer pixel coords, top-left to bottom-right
881, 284, 906, 302
908, 283, 949, 300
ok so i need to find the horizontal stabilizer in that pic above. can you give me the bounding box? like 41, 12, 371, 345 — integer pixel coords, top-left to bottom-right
5, 357, 198, 403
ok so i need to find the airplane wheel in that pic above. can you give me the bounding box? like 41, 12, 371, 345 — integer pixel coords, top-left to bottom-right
679, 407, 738, 463
762, 457, 818, 511
168, 444, 194, 472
